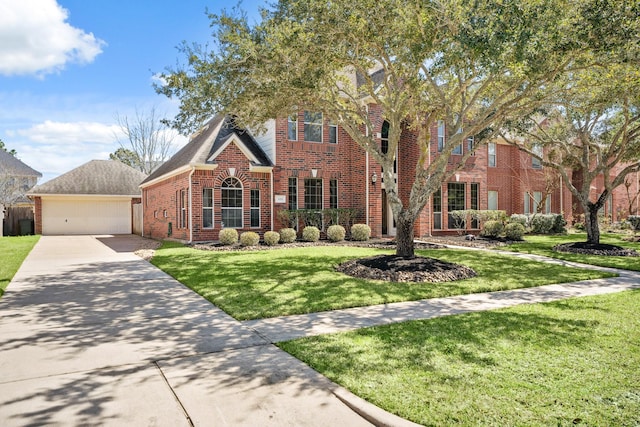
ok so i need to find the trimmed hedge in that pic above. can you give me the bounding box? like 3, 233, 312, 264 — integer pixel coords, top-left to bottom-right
240, 231, 260, 247
351, 223, 371, 241
264, 231, 280, 246
219, 228, 238, 245
327, 225, 346, 242
302, 226, 320, 242
279, 228, 297, 243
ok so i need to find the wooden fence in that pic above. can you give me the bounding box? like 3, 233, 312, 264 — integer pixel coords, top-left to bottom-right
2, 206, 35, 236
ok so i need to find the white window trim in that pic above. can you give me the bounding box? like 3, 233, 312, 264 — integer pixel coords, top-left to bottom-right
437, 120, 445, 151
203, 188, 214, 229
488, 142, 496, 167
250, 189, 260, 228
304, 111, 323, 143
329, 121, 338, 144
288, 114, 298, 141
221, 178, 243, 229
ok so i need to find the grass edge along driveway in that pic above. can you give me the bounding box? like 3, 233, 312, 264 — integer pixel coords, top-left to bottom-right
278, 289, 640, 426
152, 242, 615, 320
0, 235, 40, 297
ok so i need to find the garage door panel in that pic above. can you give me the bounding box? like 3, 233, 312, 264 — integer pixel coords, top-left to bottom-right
42, 198, 131, 235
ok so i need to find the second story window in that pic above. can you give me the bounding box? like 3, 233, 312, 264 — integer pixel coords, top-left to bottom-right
288, 113, 298, 140
488, 142, 496, 167
437, 120, 445, 152
532, 144, 543, 169
467, 136, 475, 155
329, 121, 338, 144
304, 111, 323, 142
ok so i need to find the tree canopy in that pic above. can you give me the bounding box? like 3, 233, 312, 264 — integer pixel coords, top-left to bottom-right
0, 139, 17, 157
158, 0, 639, 255
503, 62, 640, 244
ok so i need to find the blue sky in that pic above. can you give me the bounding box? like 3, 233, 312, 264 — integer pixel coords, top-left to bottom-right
0, 0, 265, 183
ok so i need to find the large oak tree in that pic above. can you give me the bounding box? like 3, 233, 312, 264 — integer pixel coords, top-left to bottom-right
503, 63, 640, 244
158, 0, 631, 256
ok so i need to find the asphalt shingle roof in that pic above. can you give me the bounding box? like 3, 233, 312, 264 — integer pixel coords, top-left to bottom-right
28, 160, 146, 196
141, 115, 272, 185
0, 150, 42, 177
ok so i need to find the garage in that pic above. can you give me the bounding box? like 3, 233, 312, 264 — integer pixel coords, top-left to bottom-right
28, 160, 147, 236
41, 197, 132, 235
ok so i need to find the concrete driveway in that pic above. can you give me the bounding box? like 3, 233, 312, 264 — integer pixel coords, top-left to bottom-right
0, 235, 374, 426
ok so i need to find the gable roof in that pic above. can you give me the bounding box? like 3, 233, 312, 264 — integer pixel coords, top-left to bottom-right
28, 160, 146, 196
140, 115, 272, 186
0, 149, 42, 177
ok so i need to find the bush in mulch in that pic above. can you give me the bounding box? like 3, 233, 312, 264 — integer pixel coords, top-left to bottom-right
336, 255, 477, 283
553, 242, 639, 257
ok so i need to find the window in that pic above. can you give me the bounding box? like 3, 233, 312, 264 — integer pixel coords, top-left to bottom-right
304, 179, 323, 209
524, 191, 543, 214
329, 180, 338, 209
437, 120, 445, 152
221, 177, 242, 228
203, 188, 213, 228
433, 189, 442, 230
488, 191, 498, 210
250, 189, 260, 228
471, 183, 479, 228
288, 113, 298, 140
380, 121, 397, 175
488, 142, 496, 167
467, 136, 475, 155
304, 111, 323, 142
329, 121, 338, 144
447, 183, 466, 229
288, 178, 298, 210
178, 189, 187, 229
545, 194, 552, 214
532, 144, 543, 169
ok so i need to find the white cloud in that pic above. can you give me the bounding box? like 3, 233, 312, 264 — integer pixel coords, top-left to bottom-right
16, 120, 121, 145
0, 0, 105, 77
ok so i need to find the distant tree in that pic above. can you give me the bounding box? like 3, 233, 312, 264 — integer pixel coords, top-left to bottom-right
109, 147, 142, 170
114, 107, 177, 174
0, 139, 17, 156
503, 63, 640, 244
157, 0, 633, 257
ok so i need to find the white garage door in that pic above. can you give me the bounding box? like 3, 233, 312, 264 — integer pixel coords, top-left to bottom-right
42, 197, 132, 235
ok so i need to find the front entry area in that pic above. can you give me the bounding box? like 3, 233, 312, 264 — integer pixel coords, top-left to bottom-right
381, 190, 397, 237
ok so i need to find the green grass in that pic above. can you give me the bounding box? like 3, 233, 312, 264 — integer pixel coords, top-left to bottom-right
152, 242, 614, 320
278, 290, 640, 426
505, 232, 640, 271
0, 235, 40, 297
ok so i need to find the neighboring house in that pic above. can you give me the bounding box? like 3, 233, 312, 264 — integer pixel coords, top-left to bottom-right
28, 160, 147, 235
140, 112, 639, 243
0, 149, 42, 236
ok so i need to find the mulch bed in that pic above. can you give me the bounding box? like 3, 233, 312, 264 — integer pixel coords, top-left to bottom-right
335, 255, 477, 283
553, 242, 639, 257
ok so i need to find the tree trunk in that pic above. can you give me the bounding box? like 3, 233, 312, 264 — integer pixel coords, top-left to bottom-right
584, 205, 600, 244
395, 211, 415, 258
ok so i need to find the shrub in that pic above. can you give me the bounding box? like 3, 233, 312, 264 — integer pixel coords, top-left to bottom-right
240, 231, 260, 247
628, 215, 640, 230
509, 214, 529, 228
481, 220, 504, 238
279, 228, 297, 243
530, 214, 555, 234
351, 223, 371, 241
551, 213, 567, 233
263, 231, 280, 246
327, 224, 346, 242
504, 222, 525, 240
477, 210, 508, 223
219, 228, 238, 245
302, 226, 320, 242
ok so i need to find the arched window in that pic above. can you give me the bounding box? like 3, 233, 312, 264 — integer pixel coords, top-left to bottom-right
381, 121, 390, 154
380, 121, 396, 175
221, 177, 243, 228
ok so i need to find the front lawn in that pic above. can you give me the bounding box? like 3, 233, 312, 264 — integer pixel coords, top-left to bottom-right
0, 235, 40, 297
505, 232, 640, 271
279, 290, 640, 426
152, 242, 613, 320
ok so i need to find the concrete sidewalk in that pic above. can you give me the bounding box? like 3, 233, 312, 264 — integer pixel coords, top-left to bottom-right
0, 236, 380, 426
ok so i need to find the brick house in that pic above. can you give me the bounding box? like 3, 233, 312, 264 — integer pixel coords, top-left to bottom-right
140, 111, 640, 243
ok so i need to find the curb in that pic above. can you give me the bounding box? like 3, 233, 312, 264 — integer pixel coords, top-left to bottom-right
332, 386, 423, 427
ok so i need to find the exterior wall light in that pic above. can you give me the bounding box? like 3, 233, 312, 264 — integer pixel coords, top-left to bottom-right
371, 172, 378, 184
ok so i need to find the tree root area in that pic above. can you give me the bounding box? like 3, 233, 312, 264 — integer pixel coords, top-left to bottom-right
553, 242, 639, 257
336, 255, 477, 283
